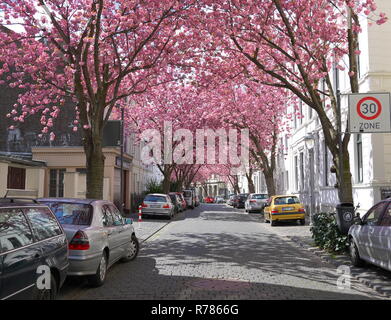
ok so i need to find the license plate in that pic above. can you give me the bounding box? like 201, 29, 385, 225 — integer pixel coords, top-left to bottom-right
282, 207, 294, 211
150, 205, 160, 208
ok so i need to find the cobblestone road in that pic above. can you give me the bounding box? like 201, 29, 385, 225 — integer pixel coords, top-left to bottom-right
60, 204, 387, 300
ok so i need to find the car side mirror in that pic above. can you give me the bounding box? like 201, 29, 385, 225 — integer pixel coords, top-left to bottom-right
353, 214, 363, 225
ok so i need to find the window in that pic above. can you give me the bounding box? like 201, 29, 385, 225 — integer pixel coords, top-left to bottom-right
294, 155, 299, 191
274, 196, 300, 205
357, 134, 363, 183
49, 169, 66, 197
380, 204, 391, 226
44, 202, 92, 226
324, 140, 329, 187
308, 105, 313, 119
102, 206, 114, 227
24, 207, 62, 241
145, 195, 168, 202
7, 167, 26, 189
107, 205, 124, 226
300, 152, 304, 190
364, 202, 388, 226
0, 209, 34, 253
299, 101, 304, 125
285, 170, 289, 190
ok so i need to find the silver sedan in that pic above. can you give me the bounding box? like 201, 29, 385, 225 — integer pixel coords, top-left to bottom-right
245, 193, 268, 213
349, 200, 391, 272
38, 198, 139, 287
141, 193, 175, 219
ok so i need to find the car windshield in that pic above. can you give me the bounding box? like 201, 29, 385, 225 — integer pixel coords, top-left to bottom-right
252, 194, 268, 200
144, 195, 167, 202
274, 197, 300, 205
43, 202, 92, 225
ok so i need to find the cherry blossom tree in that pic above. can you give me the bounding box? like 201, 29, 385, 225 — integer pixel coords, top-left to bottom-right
194, 0, 388, 202
203, 81, 291, 196
0, 0, 195, 199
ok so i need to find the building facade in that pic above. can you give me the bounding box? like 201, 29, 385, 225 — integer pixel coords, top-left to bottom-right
276, 0, 391, 218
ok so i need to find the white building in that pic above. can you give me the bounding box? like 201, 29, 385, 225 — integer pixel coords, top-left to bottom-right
277, 0, 391, 217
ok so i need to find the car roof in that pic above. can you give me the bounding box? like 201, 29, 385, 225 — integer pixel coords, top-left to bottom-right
0, 202, 49, 208
37, 197, 100, 205
272, 195, 299, 198
145, 193, 168, 197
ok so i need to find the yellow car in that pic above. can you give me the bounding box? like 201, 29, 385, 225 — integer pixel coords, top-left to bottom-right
264, 195, 305, 226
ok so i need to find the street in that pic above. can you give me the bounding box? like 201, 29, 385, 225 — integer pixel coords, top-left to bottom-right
59, 204, 386, 300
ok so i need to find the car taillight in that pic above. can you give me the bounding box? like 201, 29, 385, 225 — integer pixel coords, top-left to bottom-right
298, 208, 305, 212
141, 202, 148, 208
69, 230, 90, 250
163, 203, 170, 208
271, 209, 279, 214
250, 200, 257, 203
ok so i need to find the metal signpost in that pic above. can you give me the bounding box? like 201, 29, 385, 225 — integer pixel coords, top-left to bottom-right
348, 93, 391, 133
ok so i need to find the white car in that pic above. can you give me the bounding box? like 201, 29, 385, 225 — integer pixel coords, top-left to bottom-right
349, 199, 391, 271
245, 193, 268, 213
215, 196, 225, 204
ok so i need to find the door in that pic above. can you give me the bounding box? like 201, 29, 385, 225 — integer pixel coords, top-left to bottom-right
108, 204, 130, 257
102, 205, 122, 264
358, 202, 388, 263
0, 208, 42, 300
376, 203, 391, 269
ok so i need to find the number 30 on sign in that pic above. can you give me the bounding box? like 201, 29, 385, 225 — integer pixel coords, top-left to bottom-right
348, 93, 391, 133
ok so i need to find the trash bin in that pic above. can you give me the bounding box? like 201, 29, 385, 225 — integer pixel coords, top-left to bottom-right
335, 202, 355, 235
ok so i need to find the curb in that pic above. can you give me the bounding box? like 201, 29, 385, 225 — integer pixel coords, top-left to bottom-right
285, 234, 391, 299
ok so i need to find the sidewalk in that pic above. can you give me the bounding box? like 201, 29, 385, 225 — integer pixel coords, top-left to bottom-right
265, 218, 391, 299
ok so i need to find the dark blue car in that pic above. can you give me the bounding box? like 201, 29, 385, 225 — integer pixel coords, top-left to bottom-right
0, 199, 69, 300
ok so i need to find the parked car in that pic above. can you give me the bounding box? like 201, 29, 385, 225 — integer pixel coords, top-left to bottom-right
176, 192, 187, 211
245, 193, 268, 213
194, 195, 200, 207
215, 196, 225, 204
349, 199, 391, 272
263, 195, 305, 226
38, 198, 139, 287
227, 194, 236, 206
183, 189, 195, 209
204, 196, 215, 203
168, 193, 182, 213
234, 193, 249, 209
141, 193, 175, 219
0, 198, 69, 300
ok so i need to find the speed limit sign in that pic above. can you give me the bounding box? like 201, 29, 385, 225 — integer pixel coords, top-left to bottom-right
349, 93, 391, 133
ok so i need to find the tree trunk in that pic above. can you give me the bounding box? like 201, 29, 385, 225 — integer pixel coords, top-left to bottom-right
162, 176, 171, 193
264, 170, 276, 198
246, 174, 255, 193
334, 144, 354, 203
84, 133, 105, 199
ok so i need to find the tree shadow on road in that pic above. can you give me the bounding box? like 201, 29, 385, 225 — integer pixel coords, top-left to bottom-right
60, 256, 380, 300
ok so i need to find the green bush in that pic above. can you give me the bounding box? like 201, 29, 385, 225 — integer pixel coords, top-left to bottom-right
145, 179, 163, 194
310, 212, 349, 254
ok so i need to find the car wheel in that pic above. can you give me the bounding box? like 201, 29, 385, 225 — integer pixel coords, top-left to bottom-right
121, 235, 139, 262
88, 252, 108, 287
36, 273, 57, 300
349, 238, 365, 267
299, 219, 305, 226
270, 219, 276, 226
